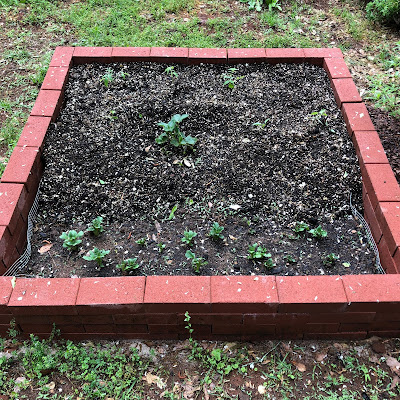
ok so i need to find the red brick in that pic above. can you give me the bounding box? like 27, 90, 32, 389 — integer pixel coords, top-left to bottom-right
362, 164, 400, 210
149, 47, 188, 63
243, 313, 311, 325
0, 277, 13, 313
304, 47, 343, 66
0, 324, 12, 336
363, 193, 382, 243
265, 48, 305, 64
0, 227, 12, 265
341, 103, 375, 136
352, 131, 389, 167
178, 313, 243, 325
376, 202, 400, 256
3, 245, 19, 269
17, 116, 51, 150
323, 57, 352, 80
146, 314, 178, 325
212, 324, 244, 335
339, 322, 370, 332
0, 259, 6, 275
30, 90, 63, 121
14, 216, 28, 255
188, 48, 227, 64
331, 78, 362, 107
305, 323, 339, 333
241, 324, 276, 335
49, 46, 74, 67
227, 48, 266, 64
304, 331, 367, 340
277, 276, 348, 313
8, 278, 80, 315
343, 275, 400, 311
0, 314, 12, 324
311, 312, 376, 323
0, 183, 26, 235
148, 324, 185, 334
73, 47, 112, 64
111, 47, 151, 61
375, 312, 400, 321
41, 67, 69, 91
394, 249, 400, 272
76, 277, 145, 315
19, 324, 84, 334
378, 236, 398, 274
61, 333, 118, 340
1, 146, 42, 193
211, 276, 278, 313
144, 276, 210, 313
369, 321, 400, 330
363, 183, 367, 199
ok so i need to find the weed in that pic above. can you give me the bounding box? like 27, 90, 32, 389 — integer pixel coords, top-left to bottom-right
116, 258, 140, 274
101, 68, 114, 87
136, 237, 147, 246
164, 65, 178, 78
168, 204, 178, 220
181, 230, 197, 246
87, 216, 105, 236
309, 226, 328, 239
222, 67, 244, 89
366, 0, 400, 26
83, 248, 110, 268
185, 250, 207, 273
208, 221, 224, 240
284, 254, 296, 263
156, 114, 197, 149
242, 0, 282, 12
309, 109, 328, 125
108, 110, 118, 120
59, 230, 84, 251
293, 221, 310, 233
322, 252, 339, 267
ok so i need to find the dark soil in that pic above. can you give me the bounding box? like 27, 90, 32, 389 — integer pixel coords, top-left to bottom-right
367, 104, 400, 184
23, 62, 377, 278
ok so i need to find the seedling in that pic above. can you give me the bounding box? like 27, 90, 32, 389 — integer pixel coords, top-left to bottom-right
181, 230, 197, 246
87, 216, 104, 237
322, 253, 339, 267
101, 68, 114, 88
158, 242, 166, 253
284, 254, 296, 263
222, 67, 244, 89
116, 258, 140, 274
59, 230, 84, 251
185, 250, 207, 273
293, 222, 310, 233
164, 66, 178, 78
310, 109, 328, 125
253, 119, 269, 129
309, 226, 328, 239
108, 110, 118, 120
208, 222, 224, 240
156, 114, 197, 149
83, 248, 110, 268
168, 204, 178, 220
135, 237, 147, 246
248, 243, 275, 269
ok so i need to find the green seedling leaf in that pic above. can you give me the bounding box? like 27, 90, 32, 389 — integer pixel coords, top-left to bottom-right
168, 204, 178, 220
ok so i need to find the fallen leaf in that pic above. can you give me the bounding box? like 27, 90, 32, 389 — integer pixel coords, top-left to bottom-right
203, 384, 210, 400
39, 243, 53, 254
45, 382, 56, 390
390, 375, 400, 390
143, 372, 166, 389
258, 385, 266, 395
386, 356, 400, 376
292, 361, 307, 372
315, 352, 327, 362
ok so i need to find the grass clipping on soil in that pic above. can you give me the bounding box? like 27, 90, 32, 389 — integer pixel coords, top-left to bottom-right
28, 62, 377, 277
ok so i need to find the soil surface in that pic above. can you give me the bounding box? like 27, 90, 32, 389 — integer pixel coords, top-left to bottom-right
24, 62, 377, 278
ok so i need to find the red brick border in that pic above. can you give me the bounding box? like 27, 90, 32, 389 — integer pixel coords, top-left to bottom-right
0, 47, 399, 340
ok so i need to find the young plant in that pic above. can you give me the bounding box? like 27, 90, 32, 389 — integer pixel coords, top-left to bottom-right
83, 248, 110, 268
87, 216, 104, 237
322, 253, 339, 267
101, 68, 114, 88
158, 242, 166, 253
284, 254, 296, 263
253, 119, 269, 130
309, 226, 328, 239
309, 109, 328, 125
248, 243, 275, 269
185, 250, 208, 274
181, 230, 197, 246
156, 114, 197, 149
135, 237, 147, 246
244, 0, 282, 11
116, 258, 140, 274
164, 66, 178, 78
208, 222, 224, 240
59, 230, 84, 251
293, 222, 310, 234
222, 67, 244, 89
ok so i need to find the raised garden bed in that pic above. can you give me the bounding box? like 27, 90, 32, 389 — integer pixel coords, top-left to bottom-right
0, 47, 399, 340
